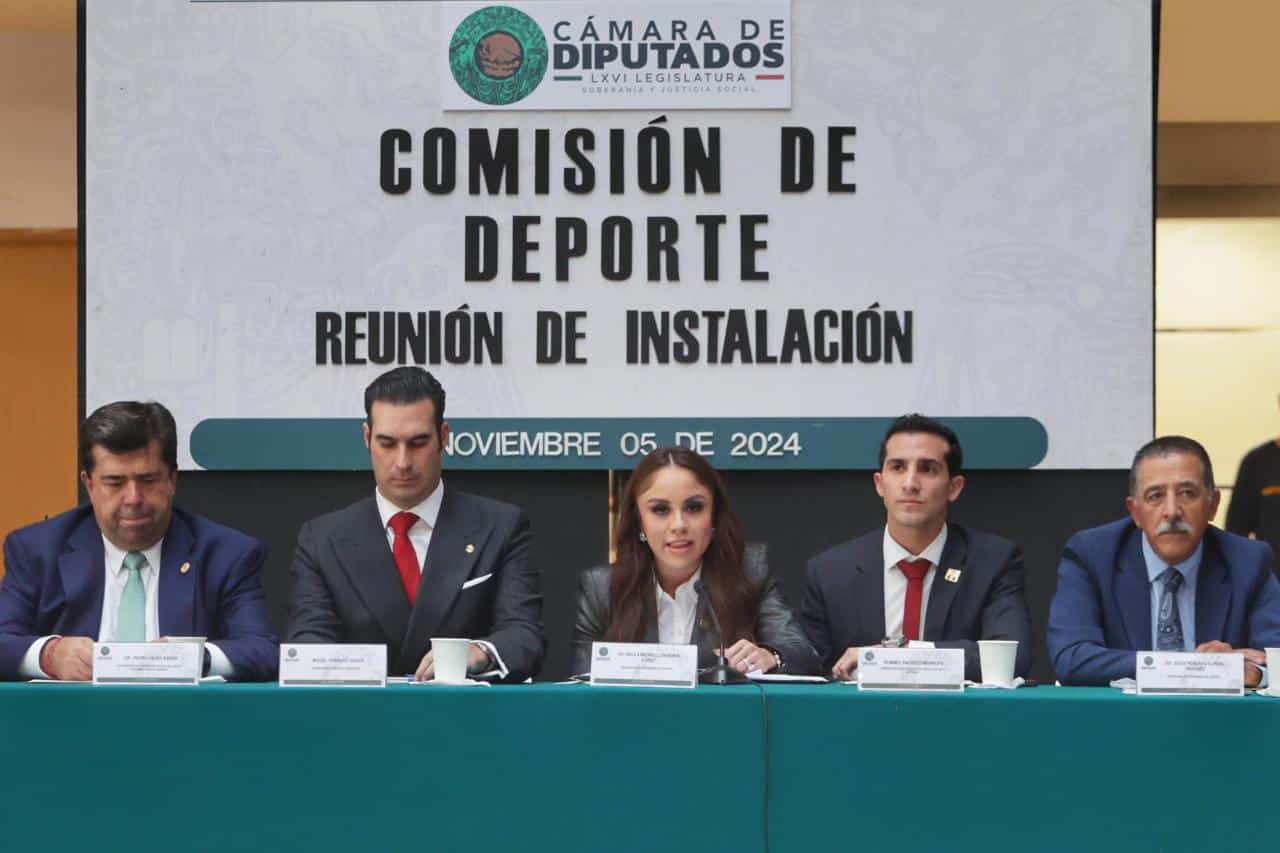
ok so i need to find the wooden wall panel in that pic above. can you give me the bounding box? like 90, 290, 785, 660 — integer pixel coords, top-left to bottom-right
0, 231, 77, 579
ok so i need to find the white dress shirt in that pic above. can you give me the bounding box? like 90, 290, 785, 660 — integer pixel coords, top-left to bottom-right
882, 525, 948, 641
19, 536, 234, 679
655, 567, 702, 645
97, 537, 164, 642
374, 482, 507, 678
374, 481, 445, 570
1140, 535, 1200, 652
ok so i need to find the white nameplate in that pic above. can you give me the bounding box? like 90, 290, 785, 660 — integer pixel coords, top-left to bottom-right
279, 644, 387, 688
93, 642, 201, 685
858, 647, 965, 692
1136, 651, 1244, 696
589, 641, 697, 689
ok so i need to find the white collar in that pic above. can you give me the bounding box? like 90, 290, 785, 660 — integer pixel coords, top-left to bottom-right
655, 565, 703, 605
102, 535, 165, 576
882, 524, 948, 571
375, 479, 445, 530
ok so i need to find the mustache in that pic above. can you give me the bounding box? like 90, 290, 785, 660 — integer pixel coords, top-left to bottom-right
1156, 519, 1193, 534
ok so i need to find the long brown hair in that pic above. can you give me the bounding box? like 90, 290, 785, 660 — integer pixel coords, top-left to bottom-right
605, 446, 759, 645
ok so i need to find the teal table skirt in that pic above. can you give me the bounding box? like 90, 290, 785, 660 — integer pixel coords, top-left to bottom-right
2, 683, 1275, 852
0, 683, 767, 853
763, 684, 1279, 853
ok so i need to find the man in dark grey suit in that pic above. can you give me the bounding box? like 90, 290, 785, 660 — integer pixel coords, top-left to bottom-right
287, 368, 544, 680
800, 414, 1031, 682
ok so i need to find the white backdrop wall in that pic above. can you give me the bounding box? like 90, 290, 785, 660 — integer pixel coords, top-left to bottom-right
84, 0, 1154, 470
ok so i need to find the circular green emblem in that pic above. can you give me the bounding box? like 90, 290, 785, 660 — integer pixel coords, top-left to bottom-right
449, 6, 548, 106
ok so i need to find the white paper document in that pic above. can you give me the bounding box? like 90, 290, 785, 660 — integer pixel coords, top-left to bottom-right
745, 672, 828, 683
589, 641, 698, 689
966, 677, 1025, 690
857, 647, 965, 692
278, 644, 387, 687
388, 676, 490, 686
1135, 651, 1244, 696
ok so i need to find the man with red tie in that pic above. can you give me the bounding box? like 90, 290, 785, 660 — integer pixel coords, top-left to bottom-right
799, 414, 1032, 682
286, 367, 544, 681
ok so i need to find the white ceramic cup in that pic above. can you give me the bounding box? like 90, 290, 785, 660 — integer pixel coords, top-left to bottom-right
1264, 648, 1280, 695
431, 638, 472, 684
978, 640, 1019, 687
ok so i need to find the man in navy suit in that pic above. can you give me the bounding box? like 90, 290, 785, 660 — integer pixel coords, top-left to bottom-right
1049, 435, 1280, 686
800, 414, 1032, 682
0, 402, 278, 681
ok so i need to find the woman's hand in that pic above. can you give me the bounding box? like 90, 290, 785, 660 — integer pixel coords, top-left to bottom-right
720, 639, 779, 673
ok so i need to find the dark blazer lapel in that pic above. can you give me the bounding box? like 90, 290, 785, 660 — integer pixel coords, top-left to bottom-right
157, 513, 196, 637
923, 524, 966, 642
401, 490, 486, 661
643, 596, 660, 643
334, 498, 412, 645
1115, 528, 1153, 650
849, 533, 886, 641
691, 594, 718, 663
58, 514, 107, 637
1194, 532, 1231, 646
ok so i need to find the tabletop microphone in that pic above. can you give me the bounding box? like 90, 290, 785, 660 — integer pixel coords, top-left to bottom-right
694, 579, 748, 685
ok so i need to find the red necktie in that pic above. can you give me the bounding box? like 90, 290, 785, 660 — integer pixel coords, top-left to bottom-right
389, 511, 421, 604
899, 558, 931, 641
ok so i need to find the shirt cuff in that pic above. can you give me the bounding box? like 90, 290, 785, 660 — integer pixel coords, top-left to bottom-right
1255, 663, 1268, 690
471, 640, 508, 679
19, 636, 59, 680
205, 643, 235, 679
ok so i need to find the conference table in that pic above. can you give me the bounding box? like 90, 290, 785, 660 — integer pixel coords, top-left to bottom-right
1, 682, 1273, 852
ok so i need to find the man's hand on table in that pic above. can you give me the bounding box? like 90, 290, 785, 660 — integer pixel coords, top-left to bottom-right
40, 636, 94, 681
831, 646, 862, 682
1195, 640, 1265, 688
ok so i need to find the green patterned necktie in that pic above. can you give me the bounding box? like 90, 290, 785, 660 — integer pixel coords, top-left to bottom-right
115, 551, 147, 642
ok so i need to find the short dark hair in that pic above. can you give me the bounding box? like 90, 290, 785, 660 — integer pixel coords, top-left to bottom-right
877, 414, 963, 476
364, 367, 446, 433
1129, 435, 1215, 495
80, 401, 178, 474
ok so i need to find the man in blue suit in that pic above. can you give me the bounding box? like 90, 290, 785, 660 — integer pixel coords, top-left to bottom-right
0, 401, 278, 681
1049, 435, 1280, 686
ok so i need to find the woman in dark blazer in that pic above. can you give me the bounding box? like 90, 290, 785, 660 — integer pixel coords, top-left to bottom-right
571, 446, 819, 676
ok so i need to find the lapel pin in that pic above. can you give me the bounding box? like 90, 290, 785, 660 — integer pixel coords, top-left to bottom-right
465, 544, 475, 554
180, 562, 191, 575
944, 568, 961, 583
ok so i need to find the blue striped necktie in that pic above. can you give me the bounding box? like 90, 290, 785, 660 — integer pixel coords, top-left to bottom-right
1156, 567, 1184, 652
